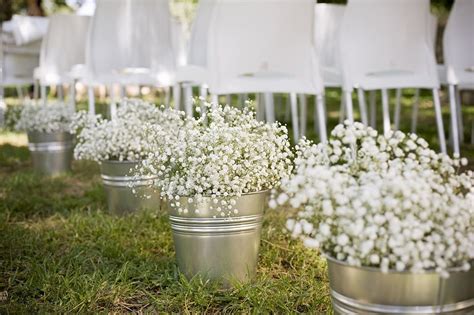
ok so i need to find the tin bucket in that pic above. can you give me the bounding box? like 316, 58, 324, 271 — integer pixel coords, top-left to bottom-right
27, 131, 73, 176
327, 256, 474, 314
100, 160, 160, 215
168, 191, 269, 285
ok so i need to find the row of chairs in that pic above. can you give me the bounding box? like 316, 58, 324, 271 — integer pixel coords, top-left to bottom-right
2, 0, 473, 155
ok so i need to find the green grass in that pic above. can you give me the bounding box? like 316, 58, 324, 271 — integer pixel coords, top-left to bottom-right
0, 88, 473, 313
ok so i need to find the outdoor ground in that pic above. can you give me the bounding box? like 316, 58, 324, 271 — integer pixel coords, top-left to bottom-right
0, 88, 473, 313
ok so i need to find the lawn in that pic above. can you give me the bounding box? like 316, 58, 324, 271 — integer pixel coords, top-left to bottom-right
0, 88, 473, 313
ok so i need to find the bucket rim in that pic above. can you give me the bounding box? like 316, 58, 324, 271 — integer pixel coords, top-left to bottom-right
324, 254, 470, 275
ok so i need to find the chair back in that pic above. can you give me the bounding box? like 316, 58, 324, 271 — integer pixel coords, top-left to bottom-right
443, 0, 474, 85
87, 0, 175, 86
39, 14, 90, 85
207, 0, 323, 94
314, 3, 345, 87
187, 0, 217, 67
340, 0, 438, 90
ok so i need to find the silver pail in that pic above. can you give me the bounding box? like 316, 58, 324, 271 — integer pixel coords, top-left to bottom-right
327, 256, 474, 314
27, 131, 73, 176
168, 191, 269, 285
100, 160, 161, 215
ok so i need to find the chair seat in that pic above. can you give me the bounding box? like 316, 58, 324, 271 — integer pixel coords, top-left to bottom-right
35, 64, 87, 85
176, 65, 208, 85
209, 74, 321, 95
321, 67, 342, 88
1, 76, 35, 86
357, 70, 439, 90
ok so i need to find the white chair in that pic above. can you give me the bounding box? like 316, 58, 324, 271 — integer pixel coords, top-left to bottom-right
314, 3, 347, 127
34, 14, 90, 106
175, 0, 217, 116
443, 0, 474, 156
340, 0, 446, 154
207, 0, 326, 142
0, 28, 41, 125
85, 0, 176, 117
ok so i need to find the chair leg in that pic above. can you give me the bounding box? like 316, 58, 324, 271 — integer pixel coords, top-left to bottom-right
447, 85, 459, 156
164, 86, 171, 107
369, 90, 376, 128
263, 92, 275, 123
172, 84, 181, 110
210, 94, 218, 109
394, 88, 402, 130
410, 89, 420, 134
243, 93, 248, 104
87, 86, 95, 115
256, 94, 265, 121
339, 93, 346, 124
238, 94, 244, 108
16, 85, 24, 100
316, 94, 327, 143
381, 89, 391, 137
108, 85, 117, 120
314, 95, 323, 133
120, 85, 126, 99
298, 94, 307, 137
199, 86, 207, 115
33, 80, 39, 101
290, 92, 299, 142
344, 90, 354, 123
455, 86, 464, 143
41, 85, 47, 106
183, 84, 193, 117
0, 86, 5, 127
357, 87, 368, 125
70, 80, 76, 111
57, 84, 64, 101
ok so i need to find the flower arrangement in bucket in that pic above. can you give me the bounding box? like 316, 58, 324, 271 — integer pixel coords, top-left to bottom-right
71, 99, 184, 215
16, 102, 75, 176
136, 103, 293, 284
272, 122, 474, 314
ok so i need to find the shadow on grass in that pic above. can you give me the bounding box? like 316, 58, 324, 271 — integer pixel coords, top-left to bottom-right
0, 144, 30, 174
0, 211, 176, 313
0, 209, 331, 313
0, 147, 106, 220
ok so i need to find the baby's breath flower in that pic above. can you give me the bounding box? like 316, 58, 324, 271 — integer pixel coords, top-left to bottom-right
274, 122, 474, 277
136, 103, 293, 216
16, 101, 74, 133
72, 98, 185, 162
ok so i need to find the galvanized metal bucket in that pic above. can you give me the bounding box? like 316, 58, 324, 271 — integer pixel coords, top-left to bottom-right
100, 160, 161, 215
327, 256, 474, 314
27, 131, 73, 176
168, 191, 269, 285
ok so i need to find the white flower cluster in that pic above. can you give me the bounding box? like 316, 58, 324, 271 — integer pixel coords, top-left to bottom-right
273, 122, 474, 276
137, 104, 293, 216
15, 102, 75, 133
72, 99, 185, 162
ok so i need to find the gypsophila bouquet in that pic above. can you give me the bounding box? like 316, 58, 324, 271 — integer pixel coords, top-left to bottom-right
290, 121, 468, 178
136, 104, 293, 216
272, 122, 474, 276
72, 99, 185, 162
15, 102, 75, 133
